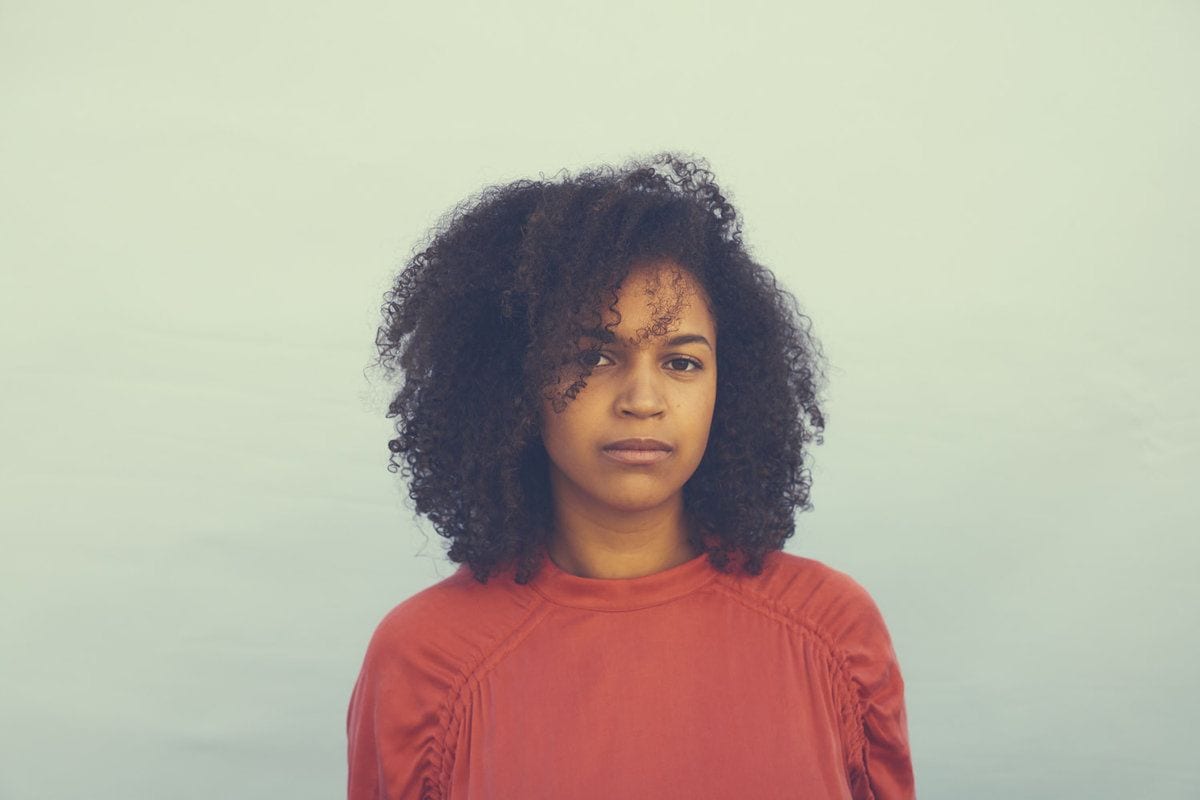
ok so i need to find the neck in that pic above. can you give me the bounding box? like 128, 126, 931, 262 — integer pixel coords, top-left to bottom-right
544, 493, 701, 580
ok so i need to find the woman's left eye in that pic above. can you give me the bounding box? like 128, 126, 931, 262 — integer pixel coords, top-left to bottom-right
667, 357, 702, 372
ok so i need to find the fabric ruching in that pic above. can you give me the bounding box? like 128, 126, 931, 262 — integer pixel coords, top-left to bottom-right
818, 571, 915, 800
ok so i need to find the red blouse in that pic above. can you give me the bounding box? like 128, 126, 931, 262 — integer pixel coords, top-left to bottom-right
347, 545, 915, 799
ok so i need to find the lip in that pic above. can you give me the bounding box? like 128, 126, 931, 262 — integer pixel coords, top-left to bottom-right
602, 438, 673, 452
601, 448, 672, 466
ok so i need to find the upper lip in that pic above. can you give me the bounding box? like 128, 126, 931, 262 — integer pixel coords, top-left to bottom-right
602, 438, 673, 451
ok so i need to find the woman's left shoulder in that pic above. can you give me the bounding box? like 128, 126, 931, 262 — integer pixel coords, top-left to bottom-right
729, 550, 897, 653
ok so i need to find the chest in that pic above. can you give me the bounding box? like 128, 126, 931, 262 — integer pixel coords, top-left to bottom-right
446, 612, 854, 799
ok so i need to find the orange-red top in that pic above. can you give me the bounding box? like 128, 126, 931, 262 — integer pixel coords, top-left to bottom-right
346, 546, 915, 799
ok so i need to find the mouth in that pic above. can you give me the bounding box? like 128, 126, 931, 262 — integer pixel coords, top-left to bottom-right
602, 438, 673, 452
601, 448, 673, 466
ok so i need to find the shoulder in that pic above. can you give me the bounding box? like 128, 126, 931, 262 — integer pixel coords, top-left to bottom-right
348, 564, 539, 799
723, 550, 914, 792
718, 549, 897, 665
360, 561, 541, 679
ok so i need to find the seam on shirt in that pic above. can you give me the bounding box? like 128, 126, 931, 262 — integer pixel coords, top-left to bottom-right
431, 598, 561, 797
526, 572, 723, 612
707, 576, 871, 793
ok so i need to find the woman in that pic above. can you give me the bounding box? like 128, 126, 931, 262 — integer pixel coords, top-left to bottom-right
347, 153, 916, 799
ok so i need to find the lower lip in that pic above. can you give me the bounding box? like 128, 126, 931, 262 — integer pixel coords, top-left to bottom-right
602, 448, 672, 465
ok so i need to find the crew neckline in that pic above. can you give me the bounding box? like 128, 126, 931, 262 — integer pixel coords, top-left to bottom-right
528, 544, 721, 611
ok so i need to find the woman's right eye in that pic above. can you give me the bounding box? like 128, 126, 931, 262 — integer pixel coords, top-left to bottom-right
579, 350, 611, 368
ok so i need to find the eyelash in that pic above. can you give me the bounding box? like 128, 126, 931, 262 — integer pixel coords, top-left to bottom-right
580, 352, 703, 372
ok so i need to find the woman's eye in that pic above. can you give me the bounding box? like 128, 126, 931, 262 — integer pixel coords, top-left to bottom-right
579, 350, 610, 368
667, 357, 702, 372
579, 352, 702, 372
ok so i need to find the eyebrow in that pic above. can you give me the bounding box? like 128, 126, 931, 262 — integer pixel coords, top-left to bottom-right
580, 328, 714, 352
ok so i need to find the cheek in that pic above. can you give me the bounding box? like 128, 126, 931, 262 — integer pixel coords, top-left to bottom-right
539, 403, 589, 460
680, 396, 717, 456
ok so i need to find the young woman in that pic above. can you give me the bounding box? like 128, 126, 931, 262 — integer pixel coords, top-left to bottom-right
347, 154, 915, 799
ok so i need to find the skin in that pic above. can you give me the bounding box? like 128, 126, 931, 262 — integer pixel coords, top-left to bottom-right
538, 259, 718, 580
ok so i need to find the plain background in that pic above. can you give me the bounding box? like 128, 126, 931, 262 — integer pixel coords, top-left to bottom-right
2, 1, 1197, 798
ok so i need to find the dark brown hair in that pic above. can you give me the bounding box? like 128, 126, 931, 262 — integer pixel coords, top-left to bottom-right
372, 152, 828, 584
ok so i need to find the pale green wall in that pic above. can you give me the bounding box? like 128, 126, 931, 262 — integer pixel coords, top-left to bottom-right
2, 1, 1197, 797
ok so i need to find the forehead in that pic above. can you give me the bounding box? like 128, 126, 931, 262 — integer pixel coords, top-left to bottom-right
582, 261, 715, 344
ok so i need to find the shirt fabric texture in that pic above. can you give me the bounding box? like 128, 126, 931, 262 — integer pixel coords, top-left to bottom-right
346, 544, 916, 799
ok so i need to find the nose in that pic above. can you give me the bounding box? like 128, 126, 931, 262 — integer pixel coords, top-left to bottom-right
614, 359, 667, 418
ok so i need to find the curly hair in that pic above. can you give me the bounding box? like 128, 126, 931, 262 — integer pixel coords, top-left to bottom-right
372, 152, 828, 585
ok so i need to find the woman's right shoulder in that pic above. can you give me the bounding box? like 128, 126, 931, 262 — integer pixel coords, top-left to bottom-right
371, 568, 468, 633
360, 561, 541, 667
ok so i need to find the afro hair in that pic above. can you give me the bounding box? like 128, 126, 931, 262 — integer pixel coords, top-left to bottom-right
372, 152, 829, 584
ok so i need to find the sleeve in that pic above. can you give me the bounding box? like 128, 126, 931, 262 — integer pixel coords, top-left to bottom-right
346, 605, 458, 800
824, 572, 916, 800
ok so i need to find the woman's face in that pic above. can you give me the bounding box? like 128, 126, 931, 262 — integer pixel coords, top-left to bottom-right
538, 259, 718, 516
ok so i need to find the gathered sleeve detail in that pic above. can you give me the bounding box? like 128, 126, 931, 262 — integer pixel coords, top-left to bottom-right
346, 603, 466, 800
817, 571, 916, 800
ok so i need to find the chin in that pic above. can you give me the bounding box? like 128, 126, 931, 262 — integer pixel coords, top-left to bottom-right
596, 487, 679, 512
